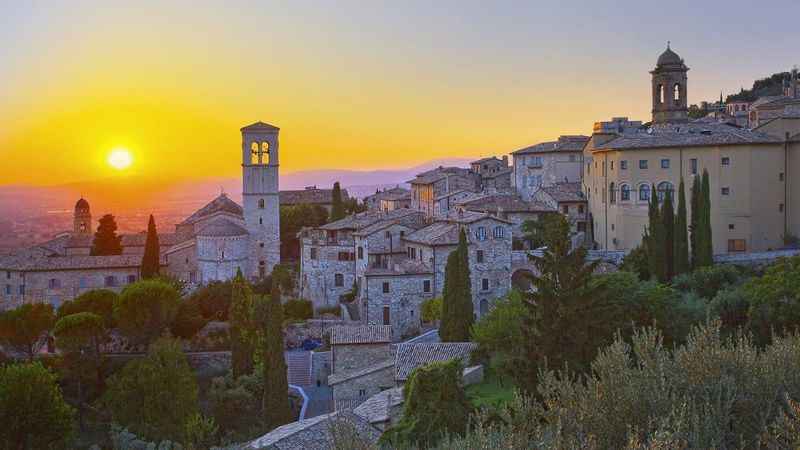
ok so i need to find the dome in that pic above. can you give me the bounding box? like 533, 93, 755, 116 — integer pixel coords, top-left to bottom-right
656, 46, 683, 67
75, 197, 90, 211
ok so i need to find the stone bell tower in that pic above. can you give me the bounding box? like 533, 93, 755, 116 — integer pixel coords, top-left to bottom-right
651, 43, 689, 124
74, 197, 92, 235
241, 121, 281, 280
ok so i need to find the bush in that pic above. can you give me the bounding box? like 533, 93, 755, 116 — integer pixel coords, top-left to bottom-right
421, 297, 442, 323
470, 291, 526, 376
171, 299, 209, 339
708, 288, 749, 335
186, 280, 232, 320
282, 298, 313, 321
316, 305, 341, 316
57, 289, 117, 327
207, 367, 267, 441
743, 256, 800, 346
113, 280, 181, 346
672, 264, 743, 299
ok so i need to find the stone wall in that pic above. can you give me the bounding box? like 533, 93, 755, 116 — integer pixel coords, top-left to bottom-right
311, 350, 332, 386
364, 273, 429, 340
332, 364, 395, 411
332, 342, 392, 375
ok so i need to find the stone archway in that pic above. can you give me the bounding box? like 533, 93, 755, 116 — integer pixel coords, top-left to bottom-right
511, 269, 534, 291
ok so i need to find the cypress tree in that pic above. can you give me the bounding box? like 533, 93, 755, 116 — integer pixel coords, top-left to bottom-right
695, 169, 714, 267
646, 184, 667, 283
91, 214, 123, 256
253, 276, 290, 428
690, 175, 701, 267
674, 178, 690, 276
330, 182, 345, 222
660, 186, 675, 281
439, 228, 474, 342
229, 269, 254, 378
141, 215, 160, 279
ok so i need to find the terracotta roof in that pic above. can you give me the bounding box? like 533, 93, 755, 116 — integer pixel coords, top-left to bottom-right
592, 123, 780, 150
328, 358, 394, 386
246, 410, 379, 450
241, 121, 279, 132
196, 218, 248, 237
354, 387, 404, 425
180, 194, 243, 226
330, 325, 392, 345
394, 342, 477, 381
280, 188, 349, 206
407, 167, 475, 185
470, 156, 502, 165
537, 182, 586, 203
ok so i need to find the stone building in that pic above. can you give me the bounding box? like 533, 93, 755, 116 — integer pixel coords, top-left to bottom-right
512, 135, 588, 200
393, 342, 477, 384
328, 325, 394, 410
379, 190, 411, 211
364, 186, 409, 211
470, 156, 513, 190
408, 167, 478, 216
533, 182, 588, 245
452, 192, 555, 237
584, 47, 800, 254
279, 186, 350, 212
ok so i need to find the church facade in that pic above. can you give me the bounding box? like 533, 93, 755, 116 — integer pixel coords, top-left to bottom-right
0, 121, 281, 310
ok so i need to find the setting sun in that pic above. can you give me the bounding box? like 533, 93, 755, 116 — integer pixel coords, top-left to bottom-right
107, 148, 133, 170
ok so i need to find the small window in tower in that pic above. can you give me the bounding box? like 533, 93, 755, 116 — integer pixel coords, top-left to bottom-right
261, 142, 270, 164
673, 83, 681, 102
658, 84, 665, 104
250, 141, 259, 164
259, 218, 263, 225
258, 199, 265, 209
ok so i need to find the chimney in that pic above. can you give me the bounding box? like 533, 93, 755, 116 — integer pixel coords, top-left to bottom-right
502, 155, 508, 166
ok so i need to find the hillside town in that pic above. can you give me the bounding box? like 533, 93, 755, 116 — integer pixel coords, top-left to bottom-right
4, 45, 800, 449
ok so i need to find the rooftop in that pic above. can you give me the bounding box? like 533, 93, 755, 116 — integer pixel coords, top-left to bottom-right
456, 193, 554, 213
196, 218, 248, 237
321, 208, 420, 232
592, 122, 780, 151
246, 410, 379, 450
330, 325, 392, 345
394, 342, 477, 381
353, 387, 404, 425
328, 358, 395, 386
536, 182, 586, 203
179, 194, 243, 226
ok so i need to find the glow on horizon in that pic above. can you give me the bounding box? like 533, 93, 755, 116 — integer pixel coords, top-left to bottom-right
0, 1, 798, 186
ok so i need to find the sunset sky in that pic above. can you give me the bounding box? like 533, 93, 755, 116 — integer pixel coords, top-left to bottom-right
1, 0, 798, 186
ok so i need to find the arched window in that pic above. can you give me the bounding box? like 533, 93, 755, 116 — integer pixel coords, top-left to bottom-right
620, 184, 631, 201
658, 84, 665, 104
475, 227, 487, 240
638, 183, 651, 201
261, 141, 270, 164
673, 83, 681, 102
334, 273, 344, 287
258, 198, 265, 209
657, 181, 675, 202
479, 299, 489, 316
492, 226, 504, 238
609, 182, 616, 204
250, 141, 259, 164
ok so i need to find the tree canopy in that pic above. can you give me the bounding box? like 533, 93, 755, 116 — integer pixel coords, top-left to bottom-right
252, 282, 290, 428
141, 214, 160, 279
330, 181, 346, 222
0, 302, 55, 361
439, 228, 474, 342
229, 268, 255, 378
91, 213, 123, 256
113, 279, 181, 346
57, 289, 117, 327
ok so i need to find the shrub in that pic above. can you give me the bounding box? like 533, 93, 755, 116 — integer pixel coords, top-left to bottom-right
708, 288, 749, 335
282, 298, 313, 321
171, 299, 209, 339
421, 297, 442, 323
186, 280, 232, 320
672, 264, 743, 299
57, 289, 117, 327
316, 305, 341, 316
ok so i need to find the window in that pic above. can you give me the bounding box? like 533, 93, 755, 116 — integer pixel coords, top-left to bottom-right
620, 184, 631, 201
721, 157, 730, 166
334, 273, 344, 287
569, 155, 576, 162
661, 159, 670, 169
578, 204, 585, 213
6, 271, 10, 279
639, 160, 648, 169
382, 306, 390, 325
721, 187, 730, 195
610, 161, 614, 170
609, 182, 616, 203
310, 248, 317, 260
577, 221, 586, 232
258, 198, 265, 209
562, 205, 569, 214
385, 231, 391, 238
250, 141, 259, 164
4, 284, 10, 295
639, 184, 651, 201
780, 173, 785, 182
673, 83, 681, 102
728, 239, 747, 252
657, 181, 675, 202
17, 285, 24, 295
728, 224, 735, 230
399, 230, 405, 237
79, 277, 87, 289
221, 251, 225, 259
128, 275, 136, 284
359, 389, 366, 397
105, 276, 115, 287
382, 282, 390, 294
357, 247, 363, 259
475, 227, 487, 240
492, 226, 504, 238
423, 280, 431, 293
476, 250, 484, 263
690, 159, 698, 175
409, 247, 417, 259
49, 278, 61, 289
482, 278, 489, 291
259, 218, 262, 225
620, 160, 628, 170
780, 203, 785, 212
480, 299, 489, 315
260, 243, 264, 248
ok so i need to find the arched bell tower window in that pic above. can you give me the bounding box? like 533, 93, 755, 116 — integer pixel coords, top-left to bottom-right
658, 84, 665, 104
673, 84, 681, 103
258, 199, 265, 209
261, 141, 270, 165
250, 142, 259, 165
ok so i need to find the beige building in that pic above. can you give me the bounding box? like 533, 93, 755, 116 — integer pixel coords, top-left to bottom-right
585, 47, 800, 255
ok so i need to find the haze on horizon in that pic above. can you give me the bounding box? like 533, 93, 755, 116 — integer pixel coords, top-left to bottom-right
1, 0, 798, 187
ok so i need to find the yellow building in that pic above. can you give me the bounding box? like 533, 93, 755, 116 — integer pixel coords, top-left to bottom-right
585, 47, 800, 254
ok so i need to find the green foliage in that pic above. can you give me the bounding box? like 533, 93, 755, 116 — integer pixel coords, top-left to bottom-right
107, 423, 183, 450
171, 299, 209, 339
57, 289, 117, 327
229, 269, 254, 378
339, 281, 359, 303
618, 245, 650, 281
470, 290, 526, 377
154, 272, 189, 297
646, 183, 667, 283
421, 296, 442, 323
182, 414, 219, 450
515, 213, 602, 385
252, 282, 290, 428
104, 333, 199, 442
0, 362, 75, 449
381, 359, 472, 448
187, 280, 232, 320
0, 302, 55, 361
660, 186, 675, 280
343, 195, 367, 214
330, 181, 346, 222
672, 264, 743, 300
280, 203, 329, 261
674, 178, 690, 276
282, 298, 313, 321
690, 175, 701, 267
141, 214, 161, 279
708, 288, 750, 336
726, 70, 793, 102
743, 256, 800, 346
91, 213, 123, 256
316, 305, 342, 316
114, 279, 181, 346
207, 368, 266, 440
271, 264, 296, 295
439, 228, 474, 342
54, 312, 105, 357
695, 169, 714, 267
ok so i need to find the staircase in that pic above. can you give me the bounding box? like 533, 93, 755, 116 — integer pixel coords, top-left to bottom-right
286, 351, 312, 386
344, 302, 360, 321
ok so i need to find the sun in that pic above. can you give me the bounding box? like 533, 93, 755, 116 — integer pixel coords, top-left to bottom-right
107, 148, 133, 170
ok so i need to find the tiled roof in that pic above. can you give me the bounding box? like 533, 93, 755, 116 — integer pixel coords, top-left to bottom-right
471, 156, 502, 165
241, 121, 280, 132
59, 233, 181, 249
246, 410, 379, 450
321, 208, 420, 232
481, 166, 513, 179
592, 122, 780, 150
512, 136, 589, 154
180, 194, 243, 225
537, 182, 586, 203
328, 358, 394, 386
280, 188, 349, 206
365, 259, 433, 277
402, 222, 461, 246
354, 387, 404, 425
511, 140, 558, 155
330, 325, 392, 345
457, 193, 554, 213
394, 342, 478, 381
196, 218, 248, 237
433, 208, 512, 224
0, 254, 163, 272
407, 167, 475, 185
352, 211, 426, 237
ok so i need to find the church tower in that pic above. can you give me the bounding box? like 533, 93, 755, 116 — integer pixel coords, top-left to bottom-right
241, 121, 281, 280
651, 44, 689, 124
74, 197, 92, 235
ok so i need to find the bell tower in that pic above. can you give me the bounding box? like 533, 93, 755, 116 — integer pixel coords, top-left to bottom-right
74, 197, 92, 235
651, 43, 689, 124
241, 121, 281, 280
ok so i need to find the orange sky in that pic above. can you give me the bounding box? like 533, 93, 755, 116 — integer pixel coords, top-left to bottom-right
1, 1, 797, 186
